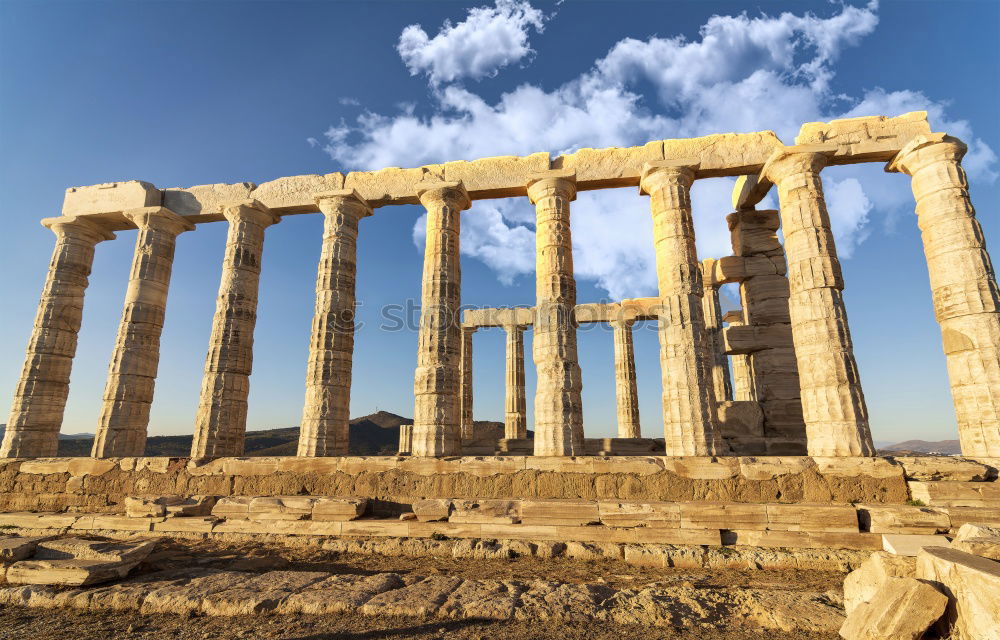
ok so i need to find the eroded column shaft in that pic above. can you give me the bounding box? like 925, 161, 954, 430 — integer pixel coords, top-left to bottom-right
459, 326, 475, 443
412, 182, 470, 456
191, 201, 279, 458
699, 261, 734, 405
529, 174, 584, 456
611, 319, 641, 438
92, 207, 192, 458
298, 192, 371, 457
763, 151, 873, 456
724, 311, 757, 401
504, 324, 527, 439
641, 164, 721, 455
2, 218, 114, 458
890, 135, 1000, 456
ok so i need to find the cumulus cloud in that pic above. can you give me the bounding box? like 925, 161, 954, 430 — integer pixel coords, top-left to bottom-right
321, 1, 997, 299
397, 0, 547, 85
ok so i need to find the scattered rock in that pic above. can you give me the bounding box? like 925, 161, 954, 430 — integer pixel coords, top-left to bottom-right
838, 577, 947, 640
842, 551, 915, 614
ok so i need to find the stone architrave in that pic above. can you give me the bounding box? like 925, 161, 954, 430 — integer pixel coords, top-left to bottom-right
889, 134, 1000, 457
727, 210, 807, 454
92, 207, 194, 458
190, 200, 280, 458
699, 259, 733, 405
297, 190, 372, 457
1, 217, 115, 458
459, 326, 475, 442
504, 324, 527, 439
611, 318, 641, 438
762, 150, 874, 456
640, 162, 722, 455
411, 182, 470, 456
722, 309, 756, 401
528, 171, 584, 456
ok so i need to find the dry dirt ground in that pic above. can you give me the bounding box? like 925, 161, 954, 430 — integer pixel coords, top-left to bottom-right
0, 536, 845, 640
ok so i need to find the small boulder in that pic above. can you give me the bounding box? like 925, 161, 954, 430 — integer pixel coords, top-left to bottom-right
839, 577, 947, 640
950, 522, 1000, 561
843, 551, 915, 614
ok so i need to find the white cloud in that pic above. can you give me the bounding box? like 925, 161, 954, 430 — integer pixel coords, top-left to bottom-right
397, 0, 547, 86
321, 1, 997, 300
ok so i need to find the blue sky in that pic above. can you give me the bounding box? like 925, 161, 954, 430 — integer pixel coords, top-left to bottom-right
1, 0, 998, 444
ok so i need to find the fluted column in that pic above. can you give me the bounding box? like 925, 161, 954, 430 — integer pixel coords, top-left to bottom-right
722, 309, 756, 401
191, 200, 280, 458
762, 150, 873, 456
411, 182, 470, 456
528, 171, 584, 456
458, 326, 476, 443
504, 324, 527, 439
888, 134, 1000, 456
92, 207, 193, 458
640, 162, 721, 455
297, 191, 372, 457
1, 217, 114, 458
611, 318, 641, 438
700, 259, 734, 405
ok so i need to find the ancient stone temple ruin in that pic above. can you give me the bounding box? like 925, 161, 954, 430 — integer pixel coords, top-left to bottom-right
2, 112, 1000, 638
4, 111, 999, 460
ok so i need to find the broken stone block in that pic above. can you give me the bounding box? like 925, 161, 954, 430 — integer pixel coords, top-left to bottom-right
63, 181, 160, 216
125, 497, 166, 518
858, 505, 950, 534
449, 500, 520, 524
412, 498, 452, 522
515, 580, 615, 622
838, 576, 947, 640
950, 523, 1000, 560
0, 536, 55, 562
680, 502, 768, 530
5, 538, 157, 588
140, 570, 255, 614
277, 573, 405, 614
843, 551, 916, 615
439, 579, 526, 620
33, 538, 156, 563
211, 496, 253, 519
311, 497, 367, 522
360, 576, 463, 616
598, 501, 680, 528
248, 496, 316, 521
882, 533, 951, 557
916, 546, 1000, 640
520, 499, 600, 526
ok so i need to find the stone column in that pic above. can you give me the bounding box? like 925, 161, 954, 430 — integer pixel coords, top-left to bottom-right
504, 324, 527, 439
92, 207, 193, 458
888, 134, 1000, 456
700, 259, 734, 405
297, 191, 372, 457
398, 424, 413, 455
459, 325, 476, 443
723, 310, 757, 401
411, 182, 470, 456
191, 200, 280, 458
611, 318, 641, 438
762, 150, 873, 456
528, 170, 584, 456
1, 217, 114, 458
640, 162, 721, 455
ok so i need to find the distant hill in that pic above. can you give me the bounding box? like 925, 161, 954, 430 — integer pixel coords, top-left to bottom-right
879, 439, 962, 456
50, 411, 503, 457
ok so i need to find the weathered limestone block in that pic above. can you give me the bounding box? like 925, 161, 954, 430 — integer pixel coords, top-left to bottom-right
717, 401, 765, 454
762, 150, 873, 457
140, 570, 254, 614
598, 501, 680, 528
950, 523, 1000, 560
679, 502, 768, 530
0, 536, 55, 562
641, 162, 721, 455
504, 324, 527, 439
93, 207, 194, 458
62, 181, 161, 216
916, 546, 1000, 640
888, 134, 1000, 457
199, 570, 329, 616
559, 141, 663, 188
162, 182, 255, 217
211, 496, 253, 519
276, 573, 405, 614
944, 506, 1000, 531
413, 498, 452, 522
882, 533, 951, 556
838, 576, 947, 640
250, 173, 344, 212
521, 499, 600, 526
191, 201, 280, 458
450, 499, 520, 524
843, 550, 917, 614
298, 191, 372, 456
439, 578, 526, 620
766, 503, 858, 533
360, 576, 463, 617
248, 496, 316, 521
2, 217, 115, 458
895, 457, 993, 482
344, 166, 440, 207
796, 111, 931, 162
442, 152, 549, 197
7, 538, 156, 586
908, 480, 996, 507
312, 497, 367, 522
412, 182, 470, 456
859, 505, 950, 534
529, 171, 585, 456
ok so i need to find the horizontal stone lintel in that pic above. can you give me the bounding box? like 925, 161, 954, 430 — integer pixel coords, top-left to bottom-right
60, 113, 933, 223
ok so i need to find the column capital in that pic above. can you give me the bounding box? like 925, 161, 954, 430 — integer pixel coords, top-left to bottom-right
760, 148, 827, 183
526, 169, 576, 204
638, 159, 699, 195
416, 180, 471, 210
886, 133, 967, 176
41, 215, 116, 242
314, 189, 373, 219
123, 206, 195, 235
222, 199, 281, 226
